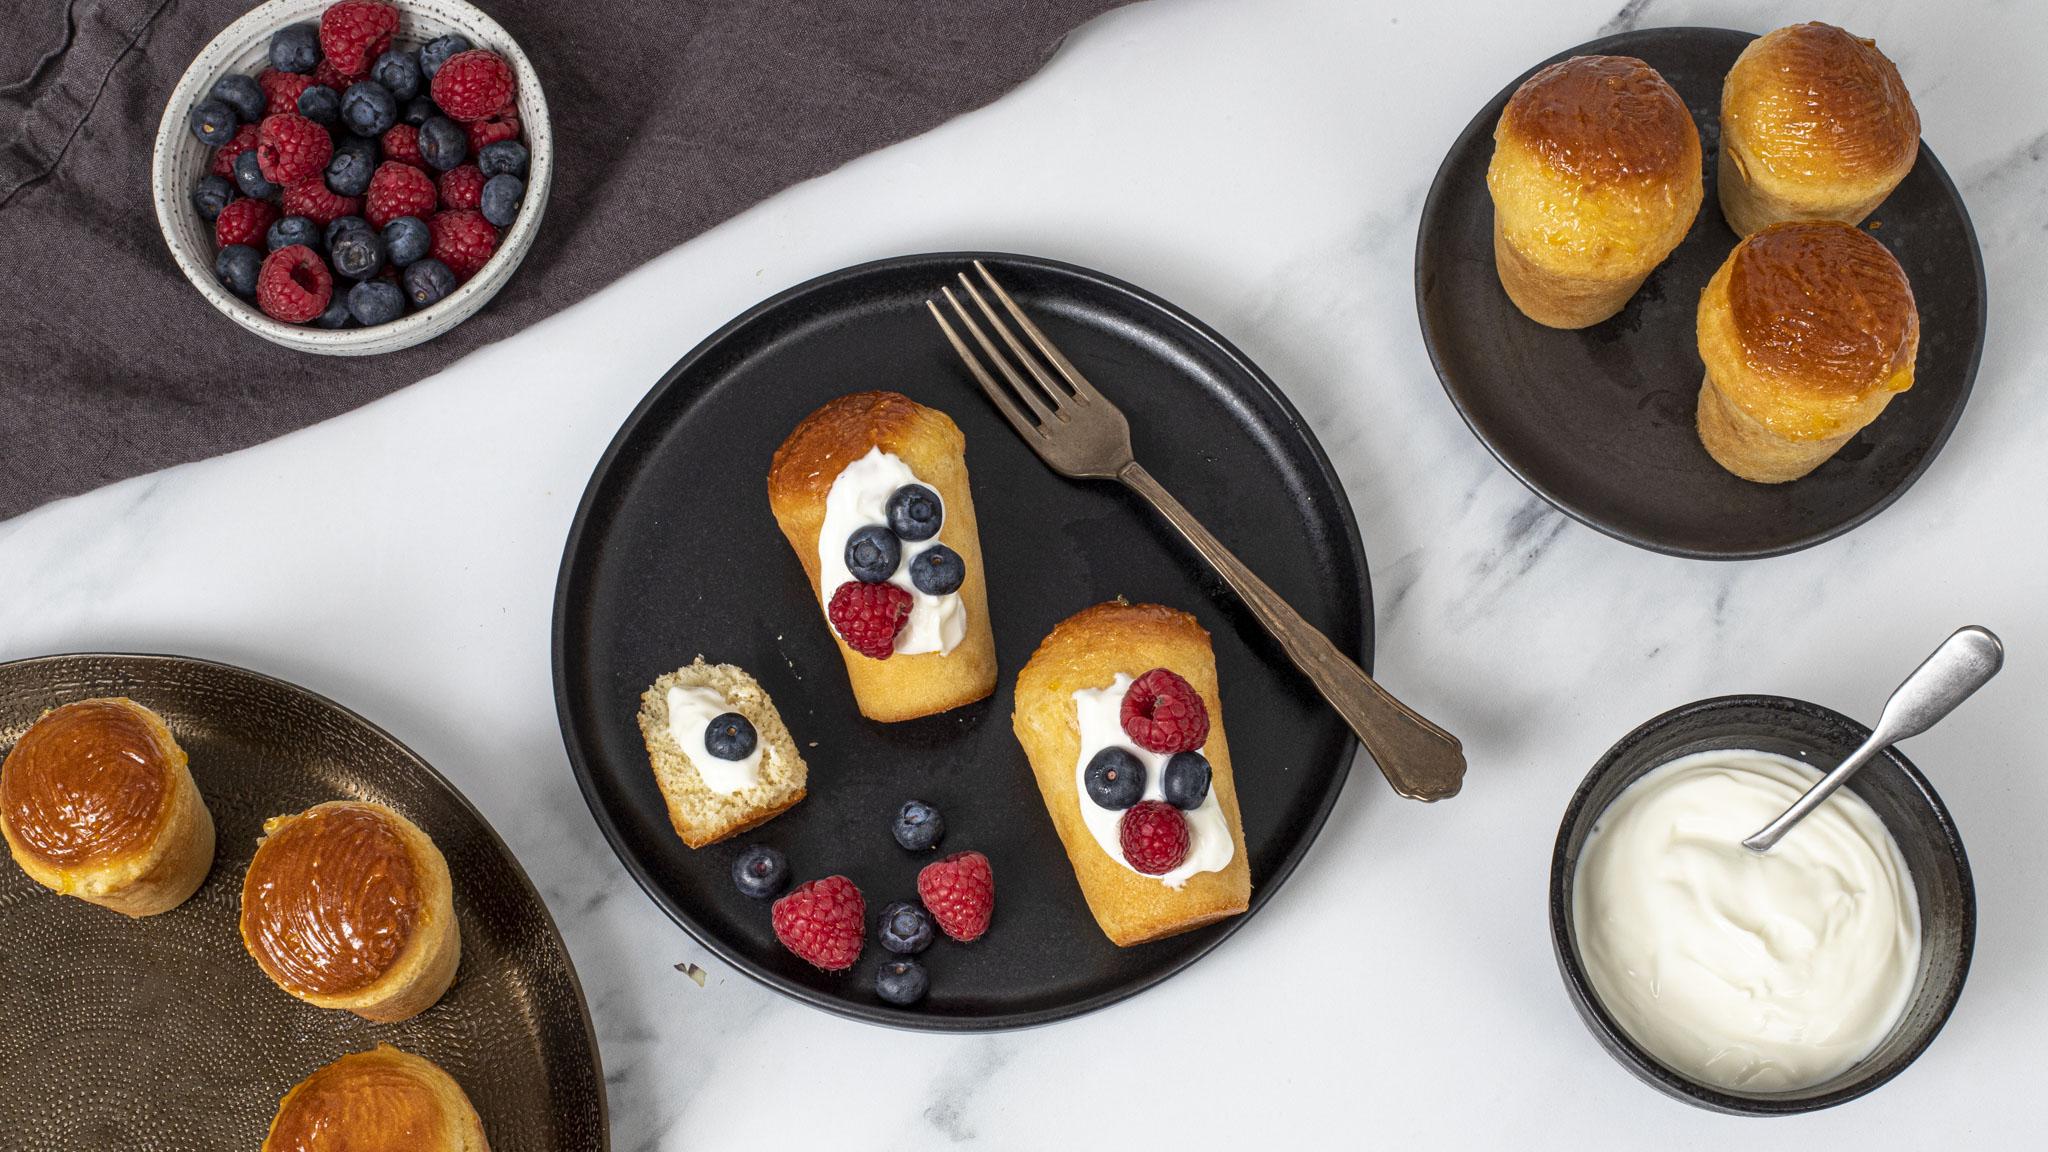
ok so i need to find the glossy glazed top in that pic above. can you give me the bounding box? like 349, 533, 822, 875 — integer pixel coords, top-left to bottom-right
1728, 221, 1918, 393
1, 699, 173, 866
1723, 23, 1919, 185
241, 803, 421, 996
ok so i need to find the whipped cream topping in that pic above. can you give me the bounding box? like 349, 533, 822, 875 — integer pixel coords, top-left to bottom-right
817, 447, 965, 656
1070, 673, 1233, 889
1573, 749, 1921, 1093
665, 685, 766, 795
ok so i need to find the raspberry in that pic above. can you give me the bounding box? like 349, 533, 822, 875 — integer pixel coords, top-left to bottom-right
1120, 668, 1209, 754
364, 161, 437, 228
916, 851, 994, 942
257, 69, 315, 113
1118, 801, 1189, 875
437, 164, 484, 210
428, 209, 498, 280
381, 124, 424, 168
255, 112, 332, 186
214, 196, 278, 248
430, 50, 515, 122
826, 580, 911, 659
282, 177, 361, 226
466, 106, 520, 152
318, 1, 399, 79
313, 57, 354, 92
209, 123, 258, 180
770, 876, 865, 971
255, 244, 333, 323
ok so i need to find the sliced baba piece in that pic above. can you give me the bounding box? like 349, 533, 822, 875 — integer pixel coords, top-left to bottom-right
637, 658, 807, 848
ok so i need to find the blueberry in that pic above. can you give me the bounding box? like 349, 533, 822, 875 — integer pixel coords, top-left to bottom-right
346, 279, 405, 326
877, 901, 934, 954
269, 23, 320, 74
370, 49, 423, 102
266, 215, 321, 253
214, 244, 261, 296
329, 227, 386, 279
232, 150, 279, 199
419, 34, 473, 80
210, 74, 266, 123
188, 99, 237, 147
730, 845, 787, 900
401, 95, 437, 127
1084, 747, 1145, 809
297, 84, 341, 126
340, 81, 397, 137
875, 958, 929, 1006
382, 216, 431, 267
1162, 751, 1211, 810
844, 524, 901, 582
191, 175, 236, 221
480, 174, 522, 227
312, 294, 356, 329
908, 545, 964, 596
703, 712, 757, 761
892, 800, 944, 852
403, 258, 456, 308
325, 136, 376, 196
325, 215, 371, 250
416, 115, 468, 170
477, 140, 529, 178
885, 484, 943, 541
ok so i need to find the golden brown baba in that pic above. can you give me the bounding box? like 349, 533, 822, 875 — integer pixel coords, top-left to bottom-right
240, 800, 460, 1022
263, 1044, 489, 1152
0, 697, 214, 916
1719, 23, 1919, 235
1696, 220, 1918, 482
1487, 55, 1703, 327
767, 391, 997, 722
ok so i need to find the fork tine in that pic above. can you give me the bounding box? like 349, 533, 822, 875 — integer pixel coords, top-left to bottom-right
930, 290, 1056, 432
972, 260, 1108, 405
956, 274, 1073, 413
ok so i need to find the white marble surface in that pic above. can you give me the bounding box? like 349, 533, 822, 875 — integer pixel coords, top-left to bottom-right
5, 0, 2045, 1146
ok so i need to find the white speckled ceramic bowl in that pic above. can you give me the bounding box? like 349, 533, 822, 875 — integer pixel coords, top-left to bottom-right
151, 0, 551, 355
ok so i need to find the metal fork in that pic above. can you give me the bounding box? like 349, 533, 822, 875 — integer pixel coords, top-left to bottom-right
929, 261, 1464, 801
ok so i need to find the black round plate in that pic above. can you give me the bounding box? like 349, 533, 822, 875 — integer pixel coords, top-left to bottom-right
0, 654, 605, 1151
553, 252, 1371, 1030
1416, 27, 1986, 559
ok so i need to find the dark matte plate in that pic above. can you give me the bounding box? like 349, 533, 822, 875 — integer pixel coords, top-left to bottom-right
0, 654, 606, 1151
1416, 27, 1987, 559
554, 252, 1371, 1031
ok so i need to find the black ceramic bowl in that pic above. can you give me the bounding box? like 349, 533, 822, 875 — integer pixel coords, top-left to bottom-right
1549, 695, 1975, 1114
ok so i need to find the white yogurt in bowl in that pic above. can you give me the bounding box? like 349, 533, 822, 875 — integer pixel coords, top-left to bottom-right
1572, 749, 1921, 1094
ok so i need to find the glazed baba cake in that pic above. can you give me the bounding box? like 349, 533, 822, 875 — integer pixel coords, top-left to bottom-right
1487, 55, 1702, 328
636, 658, 807, 848
767, 391, 998, 722
263, 1045, 490, 1152
240, 800, 461, 1023
1695, 220, 1918, 483
1012, 602, 1250, 947
0, 697, 216, 916
1718, 23, 1919, 237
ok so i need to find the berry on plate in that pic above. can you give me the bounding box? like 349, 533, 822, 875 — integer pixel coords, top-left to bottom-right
1120, 668, 1209, 754
827, 580, 911, 659
731, 844, 789, 900
1084, 747, 1145, 810
703, 712, 757, 760
319, 1, 400, 79
1162, 751, 1211, 810
268, 23, 320, 74
892, 799, 944, 852
428, 208, 498, 280
345, 278, 404, 326
282, 176, 361, 226
365, 161, 438, 229
1118, 800, 1189, 875
917, 850, 994, 942
877, 901, 934, 954
844, 524, 901, 583
256, 112, 332, 186
908, 544, 964, 596
214, 196, 278, 249
875, 958, 929, 1006
255, 244, 333, 323
771, 875, 865, 971
430, 49, 516, 122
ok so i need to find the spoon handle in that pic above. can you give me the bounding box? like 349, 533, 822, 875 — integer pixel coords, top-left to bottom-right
1744, 626, 2003, 853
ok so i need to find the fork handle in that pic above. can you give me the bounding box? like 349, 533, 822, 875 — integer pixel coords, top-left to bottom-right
1118, 462, 1465, 801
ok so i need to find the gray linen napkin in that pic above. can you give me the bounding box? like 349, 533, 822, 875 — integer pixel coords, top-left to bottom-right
0, 0, 1130, 520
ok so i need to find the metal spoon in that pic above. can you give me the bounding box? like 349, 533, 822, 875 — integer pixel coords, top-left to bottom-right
1744, 626, 2004, 853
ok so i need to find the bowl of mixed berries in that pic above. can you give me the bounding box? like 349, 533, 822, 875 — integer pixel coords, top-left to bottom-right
152, 0, 550, 353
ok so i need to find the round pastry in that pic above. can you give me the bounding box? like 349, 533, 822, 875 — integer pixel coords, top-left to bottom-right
240, 800, 460, 1022
1487, 55, 1702, 328
1696, 220, 1918, 483
263, 1044, 489, 1152
0, 697, 215, 916
1718, 23, 1919, 236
